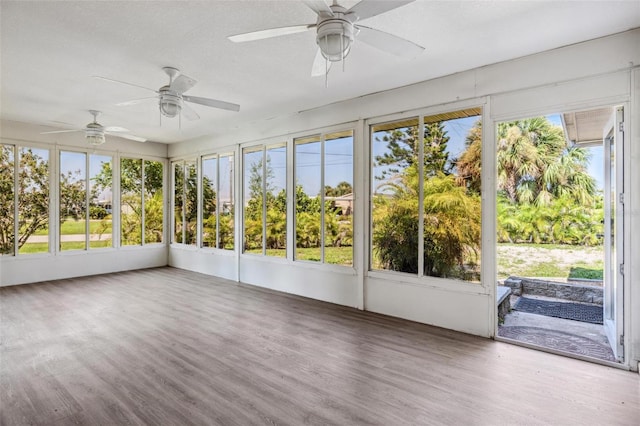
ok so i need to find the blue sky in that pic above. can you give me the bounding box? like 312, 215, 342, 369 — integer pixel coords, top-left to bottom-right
295, 136, 353, 196
373, 114, 604, 192
61, 112, 604, 204
60, 151, 112, 201
548, 114, 604, 190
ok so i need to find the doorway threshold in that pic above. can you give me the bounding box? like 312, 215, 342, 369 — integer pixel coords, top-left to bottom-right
497, 307, 625, 367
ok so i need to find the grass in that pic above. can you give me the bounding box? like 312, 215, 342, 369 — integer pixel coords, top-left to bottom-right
20, 224, 601, 281
20, 240, 113, 254
497, 243, 603, 281
33, 219, 110, 236
569, 266, 604, 280
244, 246, 353, 266
18, 243, 49, 254
513, 261, 566, 278
61, 240, 113, 251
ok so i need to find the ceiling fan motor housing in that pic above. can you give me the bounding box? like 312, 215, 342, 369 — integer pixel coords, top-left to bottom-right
159, 86, 183, 118
316, 5, 356, 62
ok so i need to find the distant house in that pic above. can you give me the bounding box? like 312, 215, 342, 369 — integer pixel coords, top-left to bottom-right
327, 193, 353, 216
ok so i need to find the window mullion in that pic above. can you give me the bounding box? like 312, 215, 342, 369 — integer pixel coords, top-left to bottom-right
216, 155, 220, 249
85, 152, 90, 250
418, 116, 425, 277
320, 136, 326, 263
13, 145, 19, 256
262, 147, 267, 255
141, 160, 146, 245
182, 162, 187, 245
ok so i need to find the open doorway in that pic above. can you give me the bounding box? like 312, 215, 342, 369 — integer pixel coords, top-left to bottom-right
495, 106, 625, 364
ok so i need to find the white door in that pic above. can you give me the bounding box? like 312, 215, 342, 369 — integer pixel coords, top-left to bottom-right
602, 106, 624, 361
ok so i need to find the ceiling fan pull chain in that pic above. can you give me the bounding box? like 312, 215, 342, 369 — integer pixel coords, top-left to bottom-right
325, 57, 329, 88
341, 31, 345, 73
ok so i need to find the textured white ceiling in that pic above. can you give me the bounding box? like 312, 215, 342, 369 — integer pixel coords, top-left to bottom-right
1, 0, 639, 144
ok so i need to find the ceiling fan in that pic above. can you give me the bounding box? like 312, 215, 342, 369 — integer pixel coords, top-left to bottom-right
41, 110, 146, 145
93, 67, 240, 124
228, 0, 424, 80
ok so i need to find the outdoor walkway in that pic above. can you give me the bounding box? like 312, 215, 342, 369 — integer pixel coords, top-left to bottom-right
498, 295, 616, 362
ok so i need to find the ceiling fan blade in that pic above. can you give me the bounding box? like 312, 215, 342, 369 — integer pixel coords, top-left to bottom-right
302, 0, 333, 16
105, 131, 147, 143
184, 95, 240, 112
92, 76, 157, 93
104, 126, 130, 132
116, 97, 157, 107
228, 24, 315, 43
355, 25, 425, 57
41, 129, 81, 135
49, 120, 75, 126
311, 47, 332, 77
349, 0, 415, 21
181, 103, 200, 121
170, 74, 197, 94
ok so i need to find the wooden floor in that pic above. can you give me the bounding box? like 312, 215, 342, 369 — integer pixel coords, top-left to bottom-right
1, 267, 638, 425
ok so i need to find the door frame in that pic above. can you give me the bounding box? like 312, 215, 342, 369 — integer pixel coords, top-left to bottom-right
603, 106, 626, 362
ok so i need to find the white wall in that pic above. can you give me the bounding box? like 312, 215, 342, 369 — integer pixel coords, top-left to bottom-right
240, 256, 358, 307
0, 120, 169, 286
1, 247, 167, 286
169, 29, 640, 369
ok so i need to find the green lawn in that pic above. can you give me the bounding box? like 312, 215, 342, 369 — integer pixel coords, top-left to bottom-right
18, 242, 49, 254
497, 243, 603, 281
33, 219, 110, 235
20, 219, 112, 254
246, 243, 602, 280
20, 240, 113, 254
245, 246, 353, 266
61, 240, 112, 250
20, 225, 602, 281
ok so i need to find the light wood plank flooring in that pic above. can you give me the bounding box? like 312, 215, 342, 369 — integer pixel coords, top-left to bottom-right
1, 267, 638, 425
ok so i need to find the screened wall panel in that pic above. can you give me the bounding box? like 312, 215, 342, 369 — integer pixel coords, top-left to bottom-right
18, 147, 50, 254
371, 109, 482, 283
295, 130, 354, 266
0, 144, 15, 256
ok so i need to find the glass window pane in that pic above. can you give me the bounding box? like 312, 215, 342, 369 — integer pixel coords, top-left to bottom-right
89, 154, 113, 249
371, 118, 419, 273
324, 131, 353, 266
18, 147, 49, 254
295, 135, 321, 262
243, 147, 263, 254
218, 154, 234, 250
266, 143, 286, 258
0, 145, 15, 256
202, 157, 217, 248
424, 110, 481, 282
144, 160, 164, 244
184, 161, 197, 246
173, 162, 185, 244
60, 151, 87, 251
121, 158, 142, 246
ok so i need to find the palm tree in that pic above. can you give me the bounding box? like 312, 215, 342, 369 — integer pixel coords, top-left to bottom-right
496, 121, 541, 204
372, 164, 481, 278
495, 117, 596, 206
455, 119, 482, 194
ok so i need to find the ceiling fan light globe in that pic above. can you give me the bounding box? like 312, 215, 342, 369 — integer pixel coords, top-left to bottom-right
159, 89, 183, 118
160, 100, 181, 118
85, 128, 105, 145
317, 20, 354, 62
